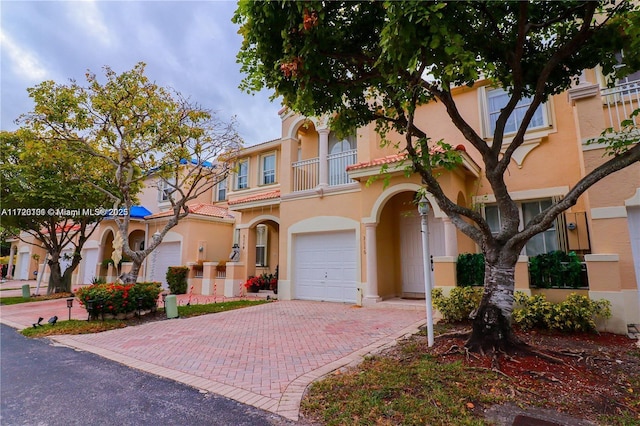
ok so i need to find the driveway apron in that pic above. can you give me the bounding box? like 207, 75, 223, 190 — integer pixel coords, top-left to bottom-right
48, 300, 425, 420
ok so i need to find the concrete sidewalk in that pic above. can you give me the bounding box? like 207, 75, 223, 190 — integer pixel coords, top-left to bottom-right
1, 296, 426, 421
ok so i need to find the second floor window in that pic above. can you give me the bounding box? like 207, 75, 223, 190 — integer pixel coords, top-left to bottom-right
486, 87, 546, 136
236, 159, 248, 190
261, 153, 276, 185
217, 178, 227, 201
158, 178, 176, 203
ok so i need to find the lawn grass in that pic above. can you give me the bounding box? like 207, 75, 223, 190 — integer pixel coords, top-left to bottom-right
0, 296, 35, 305
21, 319, 127, 337
1, 292, 73, 305
301, 331, 508, 426
172, 299, 270, 318
20, 299, 270, 338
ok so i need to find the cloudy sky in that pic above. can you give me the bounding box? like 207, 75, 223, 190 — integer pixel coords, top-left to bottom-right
0, 0, 283, 146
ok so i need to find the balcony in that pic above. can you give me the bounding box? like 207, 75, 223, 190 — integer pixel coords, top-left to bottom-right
601, 79, 639, 131
292, 158, 319, 192
291, 149, 357, 192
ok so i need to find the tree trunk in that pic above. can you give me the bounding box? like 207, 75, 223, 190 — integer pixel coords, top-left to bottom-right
122, 261, 142, 284
47, 259, 66, 295
465, 259, 522, 354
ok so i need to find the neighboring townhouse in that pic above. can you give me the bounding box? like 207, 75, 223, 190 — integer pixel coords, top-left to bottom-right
6, 169, 238, 291
220, 68, 639, 334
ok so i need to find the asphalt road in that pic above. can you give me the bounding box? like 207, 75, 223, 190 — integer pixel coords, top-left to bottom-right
0, 324, 296, 426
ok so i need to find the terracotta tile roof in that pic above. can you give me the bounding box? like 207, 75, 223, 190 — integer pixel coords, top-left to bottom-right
145, 203, 233, 219
346, 145, 466, 171
228, 190, 281, 206
346, 153, 407, 171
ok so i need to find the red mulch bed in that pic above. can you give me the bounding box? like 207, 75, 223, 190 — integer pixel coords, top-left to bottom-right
423, 324, 640, 423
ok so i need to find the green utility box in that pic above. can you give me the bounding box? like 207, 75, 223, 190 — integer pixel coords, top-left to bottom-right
22, 284, 30, 299
165, 294, 178, 319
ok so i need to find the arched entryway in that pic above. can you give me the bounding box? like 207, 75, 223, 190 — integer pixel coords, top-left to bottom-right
377, 191, 445, 299
245, 217, 280, 280
99, 228, 116, 280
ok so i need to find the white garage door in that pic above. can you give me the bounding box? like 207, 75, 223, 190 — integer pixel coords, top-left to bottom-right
628, 206, 640, 290
16, 253, 30, 280
82, 248, 99, 284
150, 241, 181, 288
293, 231, 357, 303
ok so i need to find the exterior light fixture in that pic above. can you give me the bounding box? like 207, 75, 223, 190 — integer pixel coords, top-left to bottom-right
66, 298, 74, 321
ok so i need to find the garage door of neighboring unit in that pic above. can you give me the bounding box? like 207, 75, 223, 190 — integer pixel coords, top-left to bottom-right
150, 241, 181, 288
293, 231, 357, 303
82, 248, 99, 284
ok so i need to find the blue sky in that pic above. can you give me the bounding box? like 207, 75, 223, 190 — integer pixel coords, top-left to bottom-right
0, 0, 282, 146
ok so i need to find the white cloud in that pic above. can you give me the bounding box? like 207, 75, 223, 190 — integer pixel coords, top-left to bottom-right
0, 30, 48, 81
67, 0, 114, 47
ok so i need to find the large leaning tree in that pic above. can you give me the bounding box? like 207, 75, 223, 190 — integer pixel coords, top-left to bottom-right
0, 129, 115, 293
234, 1, 640, 352
20, 62, 243, 283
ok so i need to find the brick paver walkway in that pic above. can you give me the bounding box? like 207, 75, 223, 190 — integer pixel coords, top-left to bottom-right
1, 295, 425, 420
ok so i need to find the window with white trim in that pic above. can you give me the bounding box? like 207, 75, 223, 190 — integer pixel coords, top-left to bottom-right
158, 178, 176, 203
216, 178, 227, 201
484, 87, 548, 137
484, 199, 559, 256
260, 153, 276, 185
255, 224, 268, 267
235, 159, 248, 190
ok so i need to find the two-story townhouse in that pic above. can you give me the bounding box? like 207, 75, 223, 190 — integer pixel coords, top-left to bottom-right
220, 68, 639, 334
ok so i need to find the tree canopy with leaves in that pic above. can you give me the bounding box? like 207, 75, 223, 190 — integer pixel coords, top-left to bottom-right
235, 1, 640, 352
19, 63, 242, 283
0, 129, 115, 293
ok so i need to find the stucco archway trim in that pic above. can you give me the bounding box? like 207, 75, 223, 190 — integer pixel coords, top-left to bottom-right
238, 215, 281, 230
99, 225, 118, 244
364, 183, 446, 224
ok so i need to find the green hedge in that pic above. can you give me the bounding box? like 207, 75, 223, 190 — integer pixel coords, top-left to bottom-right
456, 253, 485, 287
529, 251, 583, 288
166, 266, 189, 294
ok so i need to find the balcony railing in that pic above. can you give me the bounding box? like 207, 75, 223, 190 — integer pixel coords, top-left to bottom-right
292, 149, 358, 192
292, 157, 319, 192
601, 79, 639, 131
328, 149, 357, 186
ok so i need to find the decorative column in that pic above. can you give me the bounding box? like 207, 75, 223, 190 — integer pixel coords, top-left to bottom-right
442, 217, 458, 257
318, 128, 330, 188
363, 222, 380, 303
7, 246, 16, 279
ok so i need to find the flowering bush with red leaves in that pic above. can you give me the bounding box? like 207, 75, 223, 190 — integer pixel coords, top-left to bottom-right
243, 273, 277, 293
75, 282, 162, 315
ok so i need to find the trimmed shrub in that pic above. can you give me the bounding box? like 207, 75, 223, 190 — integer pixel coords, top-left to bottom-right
529, 251, 583, 288
432, 286, 483, 322
166, 266, 189, 294
512, 292, 552, 331
75, 282, 162, 316
456, 253, 485, 287
513, 292, 611, 333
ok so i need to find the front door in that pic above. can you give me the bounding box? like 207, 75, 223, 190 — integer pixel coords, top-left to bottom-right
400, 213, 425, 296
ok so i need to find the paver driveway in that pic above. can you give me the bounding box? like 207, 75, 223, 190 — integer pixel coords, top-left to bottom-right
50, 300, 425, 420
